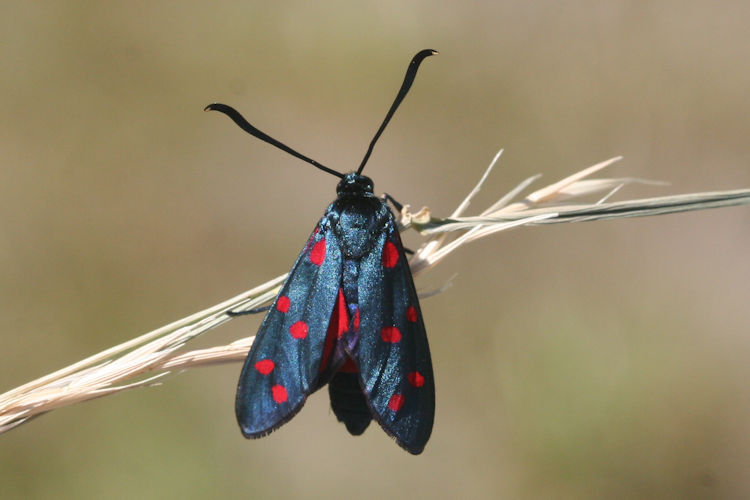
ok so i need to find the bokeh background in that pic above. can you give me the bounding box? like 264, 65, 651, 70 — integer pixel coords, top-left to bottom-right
2, 2, 750, 498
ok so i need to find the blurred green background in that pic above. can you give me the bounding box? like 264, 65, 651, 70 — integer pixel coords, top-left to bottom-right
2, 2, 749, 499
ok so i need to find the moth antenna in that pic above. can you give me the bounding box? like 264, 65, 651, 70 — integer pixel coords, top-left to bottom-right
204, 103, 345, 179
356, 49, 438, 175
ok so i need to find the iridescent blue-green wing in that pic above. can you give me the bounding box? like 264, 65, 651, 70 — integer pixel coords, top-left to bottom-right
235, 217, 342, 437
356, 213, 434, 454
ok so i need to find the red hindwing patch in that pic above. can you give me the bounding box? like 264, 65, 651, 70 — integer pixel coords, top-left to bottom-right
335, 289, 348, 339
353, 307, 360, 331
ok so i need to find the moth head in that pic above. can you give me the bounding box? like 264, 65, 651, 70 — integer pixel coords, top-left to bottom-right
337, 173, 374, 196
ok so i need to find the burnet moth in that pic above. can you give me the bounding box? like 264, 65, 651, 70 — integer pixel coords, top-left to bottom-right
205, 49, 437, 454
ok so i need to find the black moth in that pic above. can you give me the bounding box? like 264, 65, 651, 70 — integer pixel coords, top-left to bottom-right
206, 49, 437, 454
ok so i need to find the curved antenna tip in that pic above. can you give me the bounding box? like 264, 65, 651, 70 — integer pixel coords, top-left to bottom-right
355, 49, 438, 174
413, 49, 439, 61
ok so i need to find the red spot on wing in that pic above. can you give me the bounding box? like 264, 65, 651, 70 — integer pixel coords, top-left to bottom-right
406, 306, 418, 322
255, 359, 275, 375
309, 239, 326, 266
289, 321, 309, 339
408, 371, 425, 387
276, 296, 290, 313
353, 307, 360, 331
271, 384, 288, 403
388, 394, 405, 411
382, 241, 399, 268
380, 326, 402, 343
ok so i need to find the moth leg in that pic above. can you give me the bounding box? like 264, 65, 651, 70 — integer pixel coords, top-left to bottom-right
383, 193, 414, 254
227, 305, 271, 317
383, 192, 404, 212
